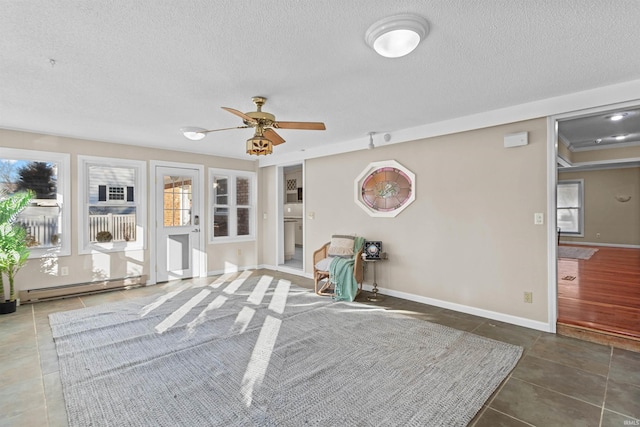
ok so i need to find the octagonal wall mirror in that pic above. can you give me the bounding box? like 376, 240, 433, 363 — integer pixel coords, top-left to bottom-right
354, 160, 415, 217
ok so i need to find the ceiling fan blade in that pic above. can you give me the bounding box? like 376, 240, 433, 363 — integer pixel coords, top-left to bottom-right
264, 128, 286, 145
221, 107, 257, 124
274, 121, 326, 130
204, 125, 250, 134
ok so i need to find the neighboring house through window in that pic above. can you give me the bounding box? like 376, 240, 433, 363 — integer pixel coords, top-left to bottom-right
0, 148, 71, 258
78, 156, 146, 252
557, 179, 584, 236
210, 168, 256, 242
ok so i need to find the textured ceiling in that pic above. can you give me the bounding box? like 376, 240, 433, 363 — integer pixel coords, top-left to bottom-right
2, 1, 640, 161
558, 106, 640, 151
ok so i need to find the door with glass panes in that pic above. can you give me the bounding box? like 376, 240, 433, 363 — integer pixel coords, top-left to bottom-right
156, 166, 201, 282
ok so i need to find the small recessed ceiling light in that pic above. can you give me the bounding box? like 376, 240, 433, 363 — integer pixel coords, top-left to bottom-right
595, 138, 602, 144
609, 113, 628, 121
365, 14, 429, 58
181, 127, 207, 141
614, 134, 627, 141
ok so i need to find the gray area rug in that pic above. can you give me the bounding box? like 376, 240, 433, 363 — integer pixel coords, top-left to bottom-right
50, 273, 523, 427
558, 246, 598, 260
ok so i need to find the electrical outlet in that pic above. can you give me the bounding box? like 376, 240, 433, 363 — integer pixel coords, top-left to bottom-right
534, 213, 544, 225
60, 266, 69, 276
524, 292, 532, 303
596, 233, 600, 239
237, 249, 242, 256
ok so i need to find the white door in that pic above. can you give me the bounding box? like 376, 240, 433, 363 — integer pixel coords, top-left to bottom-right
156, 166, 201, 282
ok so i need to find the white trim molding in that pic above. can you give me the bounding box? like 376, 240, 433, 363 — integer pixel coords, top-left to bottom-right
364, 284, 552, 332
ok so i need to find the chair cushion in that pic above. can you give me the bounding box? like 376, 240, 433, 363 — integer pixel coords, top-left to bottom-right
315, 257, 334, 272
327, 234, 355, 258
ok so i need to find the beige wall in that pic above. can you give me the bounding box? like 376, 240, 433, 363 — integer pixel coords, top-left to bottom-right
0, 129, 257, 292
572, 145, 640, 163
3, 118, 551, 326
258, 166, 278, 267
559, 167, 640, 246
558, 139, 572, 163
300, 118, 549, 323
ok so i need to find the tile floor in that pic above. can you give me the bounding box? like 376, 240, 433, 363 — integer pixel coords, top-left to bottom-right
281, 245, 303, 269
1, 269, 639, 427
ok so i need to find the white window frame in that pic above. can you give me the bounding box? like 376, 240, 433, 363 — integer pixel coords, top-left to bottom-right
557, 179, 584, 237
0, 148, 71, 258
209, 168, 256, 243
78, 155, 146, 253
107, 185, 126, 202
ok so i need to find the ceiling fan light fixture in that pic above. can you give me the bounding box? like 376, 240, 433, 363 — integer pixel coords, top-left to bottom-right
246, 136, 273, 156
181, 127, 207, 141
365, 14, 429, 58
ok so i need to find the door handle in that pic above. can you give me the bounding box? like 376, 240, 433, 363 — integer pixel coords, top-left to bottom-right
192, 228, 200, 233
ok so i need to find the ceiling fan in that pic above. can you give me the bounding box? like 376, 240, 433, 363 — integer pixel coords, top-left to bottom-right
181, 96, 326, 156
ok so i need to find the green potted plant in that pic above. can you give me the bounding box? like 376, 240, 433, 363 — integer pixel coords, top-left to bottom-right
0, 191, 34, 314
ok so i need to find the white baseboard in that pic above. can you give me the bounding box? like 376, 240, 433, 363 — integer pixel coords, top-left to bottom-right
360, 283, 552, 333
559, 241, 640, 249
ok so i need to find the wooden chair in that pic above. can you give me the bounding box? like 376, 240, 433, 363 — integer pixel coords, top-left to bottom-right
312, 242, 364, 297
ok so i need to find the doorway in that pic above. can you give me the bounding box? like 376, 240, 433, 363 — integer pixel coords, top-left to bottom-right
280, 164, 304, 271
554, 103, 640, 341
154, 164, 204, 282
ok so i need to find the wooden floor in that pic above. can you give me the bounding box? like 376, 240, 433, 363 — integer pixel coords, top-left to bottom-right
557, 245, 640, 341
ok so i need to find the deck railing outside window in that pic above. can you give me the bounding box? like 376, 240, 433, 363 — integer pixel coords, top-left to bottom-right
88, 214, 137, 242
18, 213, 136, 245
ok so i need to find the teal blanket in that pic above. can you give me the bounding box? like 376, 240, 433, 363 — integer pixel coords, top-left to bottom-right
330, 236, 365, 302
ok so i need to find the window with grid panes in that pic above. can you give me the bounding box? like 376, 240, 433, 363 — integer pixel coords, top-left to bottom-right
557, 180, 584, 235
210, 168, 256, 242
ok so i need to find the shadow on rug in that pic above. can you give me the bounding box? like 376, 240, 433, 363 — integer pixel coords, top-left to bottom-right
49, 272, 522, 427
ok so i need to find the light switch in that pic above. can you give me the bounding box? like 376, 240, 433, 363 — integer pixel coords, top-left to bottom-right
534, 213, 544, 225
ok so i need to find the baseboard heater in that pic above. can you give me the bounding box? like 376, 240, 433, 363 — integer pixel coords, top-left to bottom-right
19, 275, 148, 303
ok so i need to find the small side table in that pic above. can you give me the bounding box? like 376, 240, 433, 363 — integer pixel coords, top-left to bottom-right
362, 253, 387, 302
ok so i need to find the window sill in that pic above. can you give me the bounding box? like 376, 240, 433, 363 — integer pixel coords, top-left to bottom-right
209, 236, 256, 245
79, 242, 145, 254
28, 247, 71, 259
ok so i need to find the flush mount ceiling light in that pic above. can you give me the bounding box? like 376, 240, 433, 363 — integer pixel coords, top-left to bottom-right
608, 113, 628, 121
614, 134, 628, 141
365, 14, 429, 58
